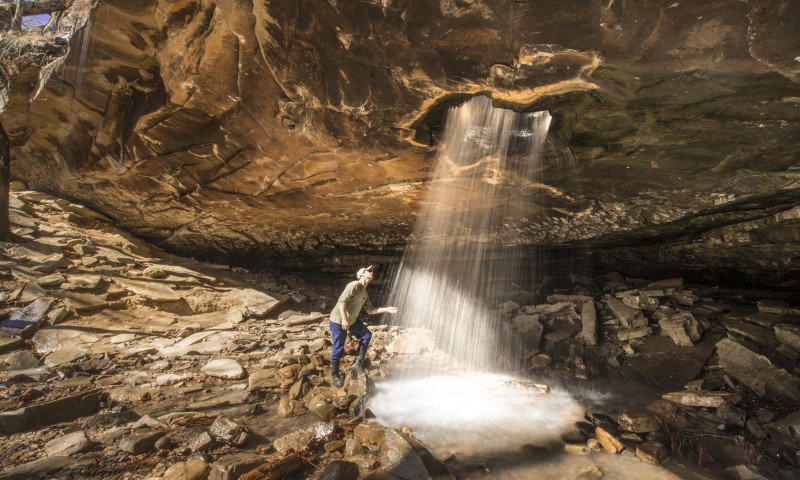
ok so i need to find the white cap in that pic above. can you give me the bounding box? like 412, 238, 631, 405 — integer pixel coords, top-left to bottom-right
356, 265, 374, 278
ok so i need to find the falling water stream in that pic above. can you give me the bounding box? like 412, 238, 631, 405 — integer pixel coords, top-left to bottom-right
367, 97, 697, 478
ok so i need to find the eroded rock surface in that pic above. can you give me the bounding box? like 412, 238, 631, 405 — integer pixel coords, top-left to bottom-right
0, 1, 799, 286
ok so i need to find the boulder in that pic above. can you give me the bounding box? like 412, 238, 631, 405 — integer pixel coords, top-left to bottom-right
774, 323, 800, 353
662, 390, 740, 408
119, 428, 166, 454
636, 441, 669, 464
210, 416, 251, 446
657, 311, 702, 346
380, 429, 432, 480
594, 427, 623, 453
236, 288, 286, 318
44, 431, 92, 457
606, 298, 647, 329
202, 359, 246, 379
617, 413, 659, 433
716, 338, 800, 403
208, 453, 265, 480
163, 458, 209, 480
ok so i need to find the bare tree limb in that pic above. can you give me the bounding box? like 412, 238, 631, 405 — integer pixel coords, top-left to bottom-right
1, 0, 71, 25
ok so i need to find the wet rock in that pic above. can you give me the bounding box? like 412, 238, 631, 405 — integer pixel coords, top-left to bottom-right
188, 431, 216, 452
277, 397, 308, 417
595, 427, 623, 453
617, 413, 659, 433
119, 428, 165, 454
657, 311, 702, 346
662, 390, 740, 408
380, 428, 432, 480
113, 277, 183, 302
344, 438, 364, 456
202, 359, 246, 379
354, 423, 387, 446
44, 431, 91, 457
307, 395, 337, 421
385, 331, 435, 355
210, 416, 251, 446
274, 422, 337, 452
716, 338, 800, 403
64, 292, 108, 312
564, 443, 591, 455
163, 458, 209, 480
289, 377, 310, 400
318, 460, 359, 480
208, 453, 265, 480
606, 298, 647, 329
774, 323, 800, 353
248, 369, 281, 391
6, 351, 40, 371
726, 465, 774, 480
636, 441, 668, 464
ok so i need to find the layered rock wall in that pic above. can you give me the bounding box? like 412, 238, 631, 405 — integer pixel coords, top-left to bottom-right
1, 0, 799, 284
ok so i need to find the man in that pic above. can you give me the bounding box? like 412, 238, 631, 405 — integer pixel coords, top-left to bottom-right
329, 265, 397, 387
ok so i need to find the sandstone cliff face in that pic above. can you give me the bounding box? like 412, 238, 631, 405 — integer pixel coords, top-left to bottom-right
2, 0, 800, 285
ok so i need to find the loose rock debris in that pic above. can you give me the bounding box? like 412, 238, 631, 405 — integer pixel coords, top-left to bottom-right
0, 189, 798, 479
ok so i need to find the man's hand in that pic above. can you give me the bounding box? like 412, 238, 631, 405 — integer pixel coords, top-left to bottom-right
342, 319, 349, 330
381, 306, 398, 314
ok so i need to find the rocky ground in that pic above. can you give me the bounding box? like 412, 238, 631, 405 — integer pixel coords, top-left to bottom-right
0, 186, 799, 480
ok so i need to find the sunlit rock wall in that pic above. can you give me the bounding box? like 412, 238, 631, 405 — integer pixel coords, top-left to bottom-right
2, 0, 800, 285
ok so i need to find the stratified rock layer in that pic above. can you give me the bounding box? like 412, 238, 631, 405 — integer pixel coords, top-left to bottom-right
2, 0, 800, 284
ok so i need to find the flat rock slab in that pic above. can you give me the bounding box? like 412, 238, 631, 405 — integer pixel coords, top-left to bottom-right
236, 288, 285, 318
0, 455, 95, 480
606, 297, 647, 329
120, 429, 165, 455
202, 359, 246, 379
716, 338, 800, 404
719, 316, 779, 350
64, 292, 108, 312
209, 453, 266, 480
113, 277, 182, 301
0, 389, 101, 435
6, 351, 41, 371
774, 323, 800, 352
44, 345, 87, 367
620, 333, 719, 391
45, 431, 91, 457
62, 275, 103, 290
2, 298, 54, 329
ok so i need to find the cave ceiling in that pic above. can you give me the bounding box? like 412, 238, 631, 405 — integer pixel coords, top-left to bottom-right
2, 0, 800, 284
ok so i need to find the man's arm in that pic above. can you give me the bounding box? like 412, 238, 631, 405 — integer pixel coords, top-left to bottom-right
369, 306, 398, 314
340, 302, 350, 330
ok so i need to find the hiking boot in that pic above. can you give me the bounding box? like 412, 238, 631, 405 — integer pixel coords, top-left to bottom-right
350, 344, 368, 376
331, 359, 344, 387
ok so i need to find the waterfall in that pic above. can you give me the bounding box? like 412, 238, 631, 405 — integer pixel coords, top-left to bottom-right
389, 95, 552, 375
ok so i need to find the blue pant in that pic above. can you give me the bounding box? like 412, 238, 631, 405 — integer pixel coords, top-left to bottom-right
330, 320, 371, 361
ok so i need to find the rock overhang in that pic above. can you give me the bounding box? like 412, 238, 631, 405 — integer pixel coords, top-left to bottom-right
1, 0, 799, 285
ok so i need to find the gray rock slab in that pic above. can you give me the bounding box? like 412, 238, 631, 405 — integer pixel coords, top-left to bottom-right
44, 345, 87, 367
119, 429, 165, 454
579, 300, 597, 346
620, 334, 719, 391
0, 389, 101, 435
64, 292, 108, 312
0, 337, 24, 354
113, 277, 182, 301
202, 359, 246, 379
45, 431, 91, 457
62, 274, 104, 290
757, 299, 800, 316
18, 282, 47, 303
606, 297, 647, 329
716, 338, 800, 404
658, 312, 702, 347
3, 298, 53, 330
766, 412, 800, 441
36, 272, 65, 287
6, 351, 41, 371
163, 458, 209, 480
380, 428, 430, 480
274, 422, 336, 452
0, 456, 92, 480
719, 316, 779, 350
236, 288, 286, 318
774, 323, 800, 352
